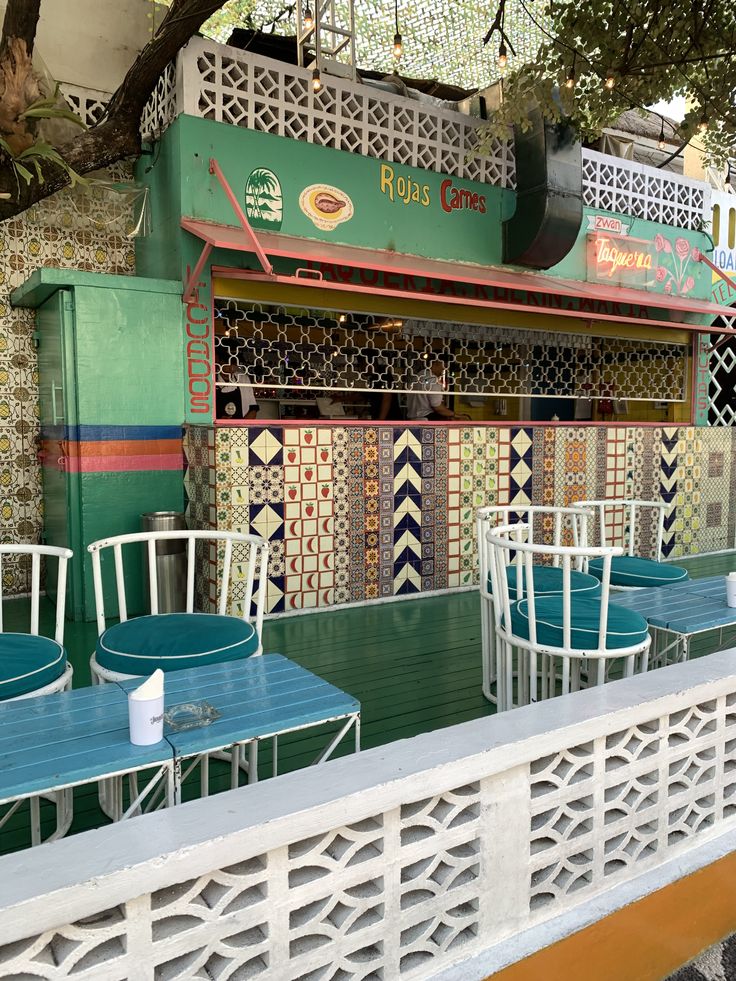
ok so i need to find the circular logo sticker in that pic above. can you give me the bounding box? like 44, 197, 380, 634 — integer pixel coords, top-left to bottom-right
299, 184, 354, 231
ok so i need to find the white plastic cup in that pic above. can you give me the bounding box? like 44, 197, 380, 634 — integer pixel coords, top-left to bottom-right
129, 693, 165, 745
727, 573, 736, 608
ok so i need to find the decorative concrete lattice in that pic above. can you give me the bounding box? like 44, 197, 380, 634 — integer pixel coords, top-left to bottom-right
529, 695, 735, 912
59, 84, 109, 127
213, 300, 688, 402
582, 148, 709, 232
141, 39, 516, 188
0, 782, 481, 979
138, 61, 178, 142
709, 312, 736, 427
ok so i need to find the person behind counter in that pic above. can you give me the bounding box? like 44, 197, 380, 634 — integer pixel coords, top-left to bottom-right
216, 363, 259, 420
406, 360, 458, 421
367, 363, 402, 420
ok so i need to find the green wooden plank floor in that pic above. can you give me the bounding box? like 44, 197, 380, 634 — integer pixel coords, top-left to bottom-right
2, 550, 736, 854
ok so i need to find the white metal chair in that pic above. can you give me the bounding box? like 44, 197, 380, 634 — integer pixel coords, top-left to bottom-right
88, 530, 269, 817
484, 523, 651, 711
572, 499, 689, 589
477, 505, 598, 706
0, 543, 74, 845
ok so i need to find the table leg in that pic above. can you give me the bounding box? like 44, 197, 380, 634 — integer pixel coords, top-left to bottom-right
248, 740, 259, 785
355, 714, 361, 753
168, 765, 177, 808
29, 796, 40, 847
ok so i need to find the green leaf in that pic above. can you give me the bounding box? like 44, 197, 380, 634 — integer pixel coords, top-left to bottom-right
19, 106, 87, 128
13, 162, 34, 186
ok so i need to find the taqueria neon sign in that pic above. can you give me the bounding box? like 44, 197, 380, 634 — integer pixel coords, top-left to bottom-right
589, 235, 653, 279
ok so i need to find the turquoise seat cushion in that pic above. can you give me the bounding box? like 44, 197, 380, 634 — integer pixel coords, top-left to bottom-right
489, 564, 601, 599
97, 613, 259, 676
508, 595, 649, 651
588, 556, 689, 589
0, 633, 67, 700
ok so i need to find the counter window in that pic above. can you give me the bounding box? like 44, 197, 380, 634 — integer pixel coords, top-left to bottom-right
213, 296, 690, 423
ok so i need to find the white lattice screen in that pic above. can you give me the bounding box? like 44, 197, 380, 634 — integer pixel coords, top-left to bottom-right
141, 39, 514, 186
214, 299, 689, 402
582, 148, 708, 232
709, 318, 736, 426
59, 84, 110, 128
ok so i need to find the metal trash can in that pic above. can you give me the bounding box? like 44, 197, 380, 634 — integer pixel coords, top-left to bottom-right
141, 511, 187, 613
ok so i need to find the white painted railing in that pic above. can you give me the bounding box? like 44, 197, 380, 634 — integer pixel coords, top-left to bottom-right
2, 651, 736, 979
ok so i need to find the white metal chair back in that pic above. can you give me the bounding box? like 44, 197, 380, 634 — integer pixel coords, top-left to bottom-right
485, 524, 620, 653
477, 505, 591, 595
484, 522, 651, 707
88, 530, 269, 646
572, 499, 666, 562
0, 543, 72, 644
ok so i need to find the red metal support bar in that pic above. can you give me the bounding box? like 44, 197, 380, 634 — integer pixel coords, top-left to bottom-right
182, 242, 212, 305
209, 158, 274, 276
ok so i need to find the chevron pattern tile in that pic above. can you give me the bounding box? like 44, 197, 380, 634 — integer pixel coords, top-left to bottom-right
659, 427, 679, 558
393, 428, 423, 594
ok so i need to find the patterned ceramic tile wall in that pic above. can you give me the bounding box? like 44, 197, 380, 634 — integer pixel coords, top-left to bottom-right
0, 171, 135, 592
191, 424, 736, 614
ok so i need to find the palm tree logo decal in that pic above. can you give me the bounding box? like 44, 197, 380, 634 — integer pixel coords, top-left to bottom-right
244, 168, 283, 230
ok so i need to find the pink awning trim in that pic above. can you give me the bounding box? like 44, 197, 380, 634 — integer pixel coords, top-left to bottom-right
181, 217, 727, 333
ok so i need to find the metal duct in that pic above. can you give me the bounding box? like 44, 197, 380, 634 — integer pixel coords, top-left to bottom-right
503, 107, 583, 269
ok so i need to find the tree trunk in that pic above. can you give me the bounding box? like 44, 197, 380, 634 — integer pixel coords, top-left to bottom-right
0, 0, 227, 221
0, 0, 41, 62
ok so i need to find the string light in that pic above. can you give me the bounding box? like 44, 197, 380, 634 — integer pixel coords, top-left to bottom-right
392, 0, 402, 61
657, 120, 666, 150
698, 111, 709, 133
564, 52, 576, 89
604, 72, 615, 90
312, 68, 322, 92
497, 42, 508, 71
303, 4, 313, 30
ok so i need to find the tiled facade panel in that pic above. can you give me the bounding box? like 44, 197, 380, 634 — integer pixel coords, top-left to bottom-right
184, 424, 736, 615
0, 173, 135, 593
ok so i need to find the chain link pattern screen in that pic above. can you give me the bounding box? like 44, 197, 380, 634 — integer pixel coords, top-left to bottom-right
214, 298, 688, 403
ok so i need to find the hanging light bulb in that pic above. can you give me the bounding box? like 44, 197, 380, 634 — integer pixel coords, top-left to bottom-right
312, 67, 322, 92
303, 4, 313, 29
698, 111, 709, 133
657, 120, 666, 150
392, 0, 403, 62
564, 52, 576, 89
604, 72, 615, 90
497, 42, 508, 71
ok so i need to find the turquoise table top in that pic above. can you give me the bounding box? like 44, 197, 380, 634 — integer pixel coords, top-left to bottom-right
116, 653, 361, 758
0, 654, 360, 809
0, 684, 171, 803
610, 575, 736, 634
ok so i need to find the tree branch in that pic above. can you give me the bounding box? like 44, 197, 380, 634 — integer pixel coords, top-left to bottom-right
0, 0, 226, 220
0, 0, 41, 62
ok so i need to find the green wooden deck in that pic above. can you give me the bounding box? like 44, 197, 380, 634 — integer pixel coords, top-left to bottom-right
3, 551, 736, 854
